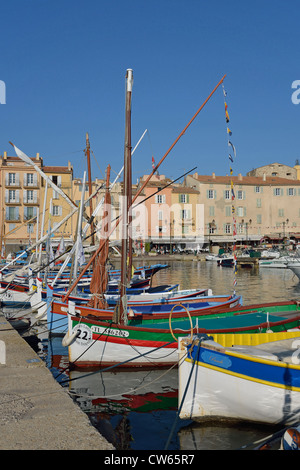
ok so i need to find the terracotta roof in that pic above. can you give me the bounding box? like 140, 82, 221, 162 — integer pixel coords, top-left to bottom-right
172, 186, 199, 194
43, 166, 72, 173
190, 174, 300, 186
0, 156, 41, 163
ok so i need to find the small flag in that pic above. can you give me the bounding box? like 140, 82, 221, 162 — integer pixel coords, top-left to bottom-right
223, 87, 227, 97
152, 156, 155, 170
227, 127, 232, 136
229, 154, 233, 162
56, 235, 65, 257
225, 110, 230, 122
49, 242, 55, 268
228, 140, 236, 157
77, 237, 85, 266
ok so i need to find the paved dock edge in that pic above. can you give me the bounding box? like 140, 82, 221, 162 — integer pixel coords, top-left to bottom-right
0, 313, 115, 450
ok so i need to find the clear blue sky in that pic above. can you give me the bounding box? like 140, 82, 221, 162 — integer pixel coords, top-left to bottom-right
1, 0, 300, 182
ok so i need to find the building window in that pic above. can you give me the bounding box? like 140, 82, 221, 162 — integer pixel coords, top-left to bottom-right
257, 214, 262, 224
274, 188, 281, 196
27, 190, 33, 202
158, 210, 163, 221
256, 198, 262, 208
181, 209, 190, 219
179, 194, 188, 203
6, 207, 18, 221
25, 207, 35, 220
224, 223, 231, 234
27, 173, 34, 185
8, 190, 16, 202
278, 209, 284, 217
209, 206, 215, 217
237, 190, 244, 200
237, 206, 244, 217
288, 188, 295, 196
155, 194, 165, 203
8, 173, 16, 185
255, 186, 261, 193
224, 190, 230, 200
52, 205, 62, 216
207, 190, 214, 199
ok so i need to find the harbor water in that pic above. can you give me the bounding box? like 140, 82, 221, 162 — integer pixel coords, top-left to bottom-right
5, 259, 300, 450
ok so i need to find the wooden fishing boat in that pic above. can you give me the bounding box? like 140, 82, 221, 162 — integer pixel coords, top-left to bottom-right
108, 263, 169, 279
178, 333, 300, 425
49, 293, 242, 335
63, 308, 300, 369
51, 286, 209, 306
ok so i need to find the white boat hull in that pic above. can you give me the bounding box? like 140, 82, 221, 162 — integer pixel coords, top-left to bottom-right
178, 337, 300, 425
67, 315, 178, 368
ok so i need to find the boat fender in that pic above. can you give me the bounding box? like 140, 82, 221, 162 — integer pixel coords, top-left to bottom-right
62, 329, 79, 347
282, 425, 300, 450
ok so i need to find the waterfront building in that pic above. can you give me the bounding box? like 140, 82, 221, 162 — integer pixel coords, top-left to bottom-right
135, 174, 201, 251
186, 171, 300, 247
0, 150, 74, 255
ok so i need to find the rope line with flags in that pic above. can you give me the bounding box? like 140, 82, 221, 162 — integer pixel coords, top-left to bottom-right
222, 83, 238, 290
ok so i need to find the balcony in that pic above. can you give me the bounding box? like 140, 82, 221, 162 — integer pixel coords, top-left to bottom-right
5, 215, 21, 223
5, 198, 21, 205
23, 198, 39, 206
23, 181, 40, 189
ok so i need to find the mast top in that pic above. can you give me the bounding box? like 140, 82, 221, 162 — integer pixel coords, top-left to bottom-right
126, 69, 133, 92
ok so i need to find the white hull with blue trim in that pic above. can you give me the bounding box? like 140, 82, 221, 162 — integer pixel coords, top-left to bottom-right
178, 335, 300, 425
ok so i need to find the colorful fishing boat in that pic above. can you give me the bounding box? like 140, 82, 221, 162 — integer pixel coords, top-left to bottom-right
63, 307, 300, 369
49, 293, 241, 334
178, 333, 300, 425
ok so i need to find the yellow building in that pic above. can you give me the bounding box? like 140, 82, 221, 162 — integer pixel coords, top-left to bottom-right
0, 150, 74, 255
42, 163, 74, 248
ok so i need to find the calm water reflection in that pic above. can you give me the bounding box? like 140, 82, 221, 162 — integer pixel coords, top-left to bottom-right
44, 261, 300, 450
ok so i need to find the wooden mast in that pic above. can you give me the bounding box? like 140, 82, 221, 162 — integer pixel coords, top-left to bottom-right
119, 68, 133, 323
85, 132, 95, 246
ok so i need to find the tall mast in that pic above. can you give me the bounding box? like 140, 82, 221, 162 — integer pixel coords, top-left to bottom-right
120, 68, 133, 323
61, 74, 226, 302
85, 132, 95, 246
